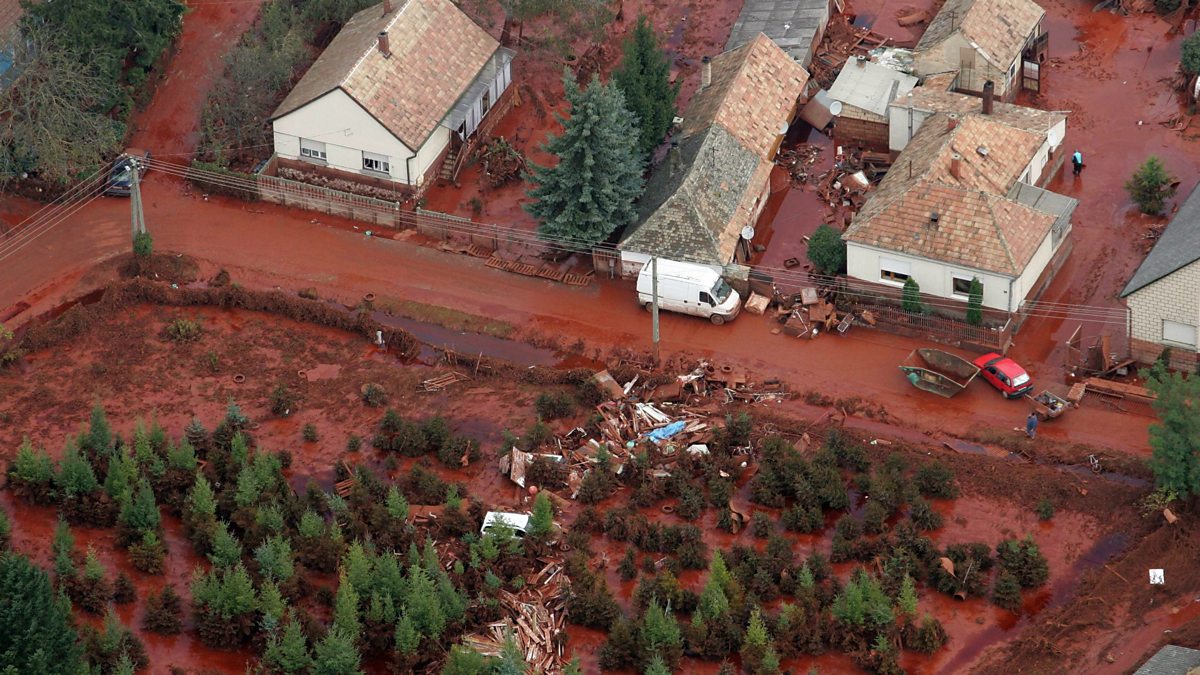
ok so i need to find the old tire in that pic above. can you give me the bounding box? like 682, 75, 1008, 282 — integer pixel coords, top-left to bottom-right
710, 314, 726, 326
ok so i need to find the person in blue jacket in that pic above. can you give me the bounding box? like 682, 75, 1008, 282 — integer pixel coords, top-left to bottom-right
1072, 150, 1083, 176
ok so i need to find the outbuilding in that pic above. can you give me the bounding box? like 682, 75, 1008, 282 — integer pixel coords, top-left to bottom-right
1121, 185, 1200, 371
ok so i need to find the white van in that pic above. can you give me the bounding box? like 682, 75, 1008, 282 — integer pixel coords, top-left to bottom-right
636, 259, 742, 325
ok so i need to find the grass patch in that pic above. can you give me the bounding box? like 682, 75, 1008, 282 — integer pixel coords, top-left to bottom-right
378, 297, 516, 339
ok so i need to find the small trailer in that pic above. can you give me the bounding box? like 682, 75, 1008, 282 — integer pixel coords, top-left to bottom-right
899, 348, 981, 398
1027, 389, 1070, 420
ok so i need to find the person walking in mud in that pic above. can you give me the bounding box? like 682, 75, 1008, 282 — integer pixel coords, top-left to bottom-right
1072, 150, 1083, 176
1025, 412, 1039, 439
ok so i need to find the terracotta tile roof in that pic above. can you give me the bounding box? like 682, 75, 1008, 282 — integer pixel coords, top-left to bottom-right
894, 85, 1066, 135
845, 113, 1056, 276
683, 33, 809, 158
272, 0, 499, 150
916, 0, 1044, 69
0, 0, 23, 37
621, 35, 807, 263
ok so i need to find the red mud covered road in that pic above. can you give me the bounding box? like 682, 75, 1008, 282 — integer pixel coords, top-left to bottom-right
3, 0, 1187, 460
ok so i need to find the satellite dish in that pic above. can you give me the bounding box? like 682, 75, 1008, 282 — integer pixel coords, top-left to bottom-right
741, 225, 756, 240
829, 100, 843, 116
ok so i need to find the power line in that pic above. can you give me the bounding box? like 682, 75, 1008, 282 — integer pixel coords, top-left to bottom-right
154, 156, 1132, 323
0, 164, 115, 263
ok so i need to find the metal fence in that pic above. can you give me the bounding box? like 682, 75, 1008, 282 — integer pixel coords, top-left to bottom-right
858, 303, 1014, 352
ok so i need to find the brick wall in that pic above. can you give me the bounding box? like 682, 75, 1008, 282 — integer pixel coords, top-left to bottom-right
1127, 257, 1200, 367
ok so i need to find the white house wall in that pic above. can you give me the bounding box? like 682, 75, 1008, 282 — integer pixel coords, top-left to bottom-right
1127, 258, 1200, 350
1010, 230, 1054, 307
413, 126, 450, 185
846, 242, 1017, 311
273, 89, 416, 183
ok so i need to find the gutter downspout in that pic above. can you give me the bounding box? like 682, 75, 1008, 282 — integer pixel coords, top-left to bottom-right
405, 155, 414, 189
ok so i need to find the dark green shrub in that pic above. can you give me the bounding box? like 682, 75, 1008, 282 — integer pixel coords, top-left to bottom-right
914, 461, 958, 499
992, 570, 1023, 611
535, 391, 575, 420
1035, 498, 1055, 521
906, 615, 948, 653
618, 548, 638, 581
270, 384, 296, 417
346, 435, 362, 453
807, 223, 847, 275
902, 277, 922, 313
302, 424, 319, 443
142, 585, 183, 634
751, 512, 772, 538
112, 572, 136, 604
909, 497, 943, 531
862, 499, 889, 535
996, 537, 1049, 588
165, 317, 202, 343
361, 383, 387, 407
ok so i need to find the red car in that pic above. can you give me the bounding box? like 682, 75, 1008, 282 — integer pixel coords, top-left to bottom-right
973, 353, 1033, 398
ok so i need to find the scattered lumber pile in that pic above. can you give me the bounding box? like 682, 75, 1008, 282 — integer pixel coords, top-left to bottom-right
1081, 377, 1156, 406
462, 559, 569, 672
776, 143, 824, 184
808, 15, 891, 89
421, 371, 470, 392
500, 363, 790, 496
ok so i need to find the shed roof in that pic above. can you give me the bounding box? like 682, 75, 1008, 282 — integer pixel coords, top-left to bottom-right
1121, 184, 1200, 297
620, 34, 808, 263
726, 0, 831, 66
894, 85, 1066, 136
915, 0, 1044, 69
1133, 645, 1200, 675
272, 0, 500, 150
844, 112, 1056, 276
829, 58, 918, 119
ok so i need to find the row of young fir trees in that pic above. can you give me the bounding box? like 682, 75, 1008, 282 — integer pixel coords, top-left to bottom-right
2, 401, 567, 674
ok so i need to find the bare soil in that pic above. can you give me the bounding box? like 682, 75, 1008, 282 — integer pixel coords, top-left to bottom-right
0, 283, 1178, 674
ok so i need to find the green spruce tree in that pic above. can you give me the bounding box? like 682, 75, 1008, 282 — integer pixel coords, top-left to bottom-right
1145, 364, 1200, 497
525, 71, 645, 249
0, 552, 86, 673
1125, 156, 1177, 215
612, 15, 680, 161
312, 627, 362, 675
266, 613, 313, 673
966, 277, 984, 326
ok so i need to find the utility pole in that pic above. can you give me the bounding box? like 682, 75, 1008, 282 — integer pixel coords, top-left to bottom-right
130, 158, 147, 243
651, 256, 660, 366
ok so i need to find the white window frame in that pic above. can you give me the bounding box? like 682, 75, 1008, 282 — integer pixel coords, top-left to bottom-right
879, 258, 911, 286
299, 138, 327, 161
362, 151, 390, 175
951, 274, 978, 298
1162, 320, 1198, 348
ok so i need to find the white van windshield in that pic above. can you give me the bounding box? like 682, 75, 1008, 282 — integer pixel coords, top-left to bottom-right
712, 279, 733, 303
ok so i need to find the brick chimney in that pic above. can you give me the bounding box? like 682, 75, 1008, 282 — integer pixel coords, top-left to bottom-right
949, 153, 963, 180
377, 31, 390, 57
701, 56, 712, 89
383, 0, 393, 13
982, 80, 995, 115
947, 113, 959, 131
929, 211, 940, 229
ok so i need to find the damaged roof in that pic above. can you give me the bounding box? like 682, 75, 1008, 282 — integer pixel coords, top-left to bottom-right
916, 0, 1044, 69
620, 34, 808, 263
726, 0, 831, 66
844, 113, 1059, 276
829, 58, 919, 120
1121, 184, 1200, 297
272, 0, 500, 150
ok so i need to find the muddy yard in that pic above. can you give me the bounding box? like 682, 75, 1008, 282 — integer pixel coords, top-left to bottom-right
0, 281, 1185, 674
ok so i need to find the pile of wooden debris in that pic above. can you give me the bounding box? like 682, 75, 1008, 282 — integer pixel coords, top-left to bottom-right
461, 559, 569, 672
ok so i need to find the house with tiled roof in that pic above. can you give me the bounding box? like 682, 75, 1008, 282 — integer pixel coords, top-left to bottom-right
270, 0, 514, 194
1120, 185, 1200, 370
913, 0, 1047, 100
618, 34, 809, 272
888, 76, 1067, 181
843, 111, 1076, 312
